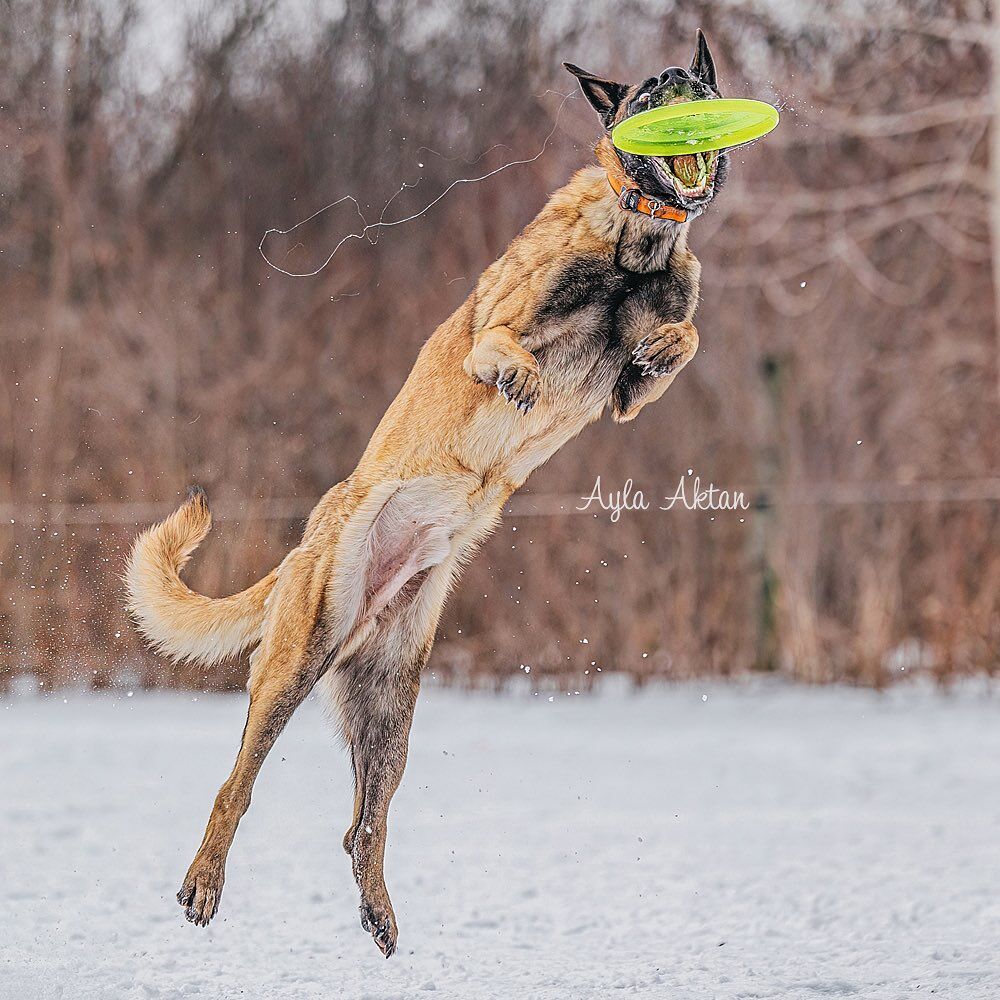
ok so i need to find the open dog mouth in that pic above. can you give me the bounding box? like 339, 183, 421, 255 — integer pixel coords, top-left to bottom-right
651, 149, 719, 201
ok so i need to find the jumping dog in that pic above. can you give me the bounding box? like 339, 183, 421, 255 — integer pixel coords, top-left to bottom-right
127, 32, 729, 957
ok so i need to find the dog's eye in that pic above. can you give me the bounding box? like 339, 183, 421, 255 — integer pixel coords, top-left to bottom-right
637, 93, 651, 105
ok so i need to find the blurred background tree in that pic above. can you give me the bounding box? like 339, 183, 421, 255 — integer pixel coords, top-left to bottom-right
1, 0, 997, 691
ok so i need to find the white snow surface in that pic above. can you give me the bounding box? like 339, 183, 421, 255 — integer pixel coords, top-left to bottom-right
3, 681, 1000, 999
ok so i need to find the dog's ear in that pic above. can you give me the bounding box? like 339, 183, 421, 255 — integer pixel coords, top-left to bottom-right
563, 63, 628, 123
690, 30, 718, 91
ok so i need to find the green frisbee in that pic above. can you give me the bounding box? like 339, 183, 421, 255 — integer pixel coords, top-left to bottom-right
611, 98, 779, 157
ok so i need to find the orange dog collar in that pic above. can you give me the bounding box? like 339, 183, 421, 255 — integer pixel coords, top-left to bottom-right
608, 173, 688, 223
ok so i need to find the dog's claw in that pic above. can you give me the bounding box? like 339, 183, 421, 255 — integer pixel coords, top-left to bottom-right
635, 347, 674, 377
360, 900, 398, 958
632, 325, 698, 379
495, 362, 540, 413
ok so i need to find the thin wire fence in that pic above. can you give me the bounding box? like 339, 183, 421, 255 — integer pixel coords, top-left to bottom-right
3, 478, 1000, 526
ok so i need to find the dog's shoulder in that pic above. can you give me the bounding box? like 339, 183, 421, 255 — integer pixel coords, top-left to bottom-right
470, 168, 613, 330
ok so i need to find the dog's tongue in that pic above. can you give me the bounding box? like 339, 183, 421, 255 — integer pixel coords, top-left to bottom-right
671, 154, 698, 186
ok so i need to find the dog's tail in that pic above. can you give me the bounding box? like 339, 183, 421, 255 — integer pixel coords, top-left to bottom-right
125, 487, 279, 666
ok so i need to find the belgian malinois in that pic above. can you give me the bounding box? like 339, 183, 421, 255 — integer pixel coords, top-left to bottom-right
127, 33, 728, 956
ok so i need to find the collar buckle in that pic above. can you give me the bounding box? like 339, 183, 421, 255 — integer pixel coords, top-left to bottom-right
618, 186, 642, 213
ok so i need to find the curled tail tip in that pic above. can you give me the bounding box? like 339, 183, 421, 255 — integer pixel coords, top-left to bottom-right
176, 485, 212, 538
125, 487, 213, 601
125, 483, 256, 667
186, 484, 210, 512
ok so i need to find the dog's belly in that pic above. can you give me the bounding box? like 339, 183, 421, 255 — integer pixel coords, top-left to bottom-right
320, 472, 513, 666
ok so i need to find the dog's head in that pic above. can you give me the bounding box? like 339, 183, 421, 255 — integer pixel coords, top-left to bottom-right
564, 31, 729, 216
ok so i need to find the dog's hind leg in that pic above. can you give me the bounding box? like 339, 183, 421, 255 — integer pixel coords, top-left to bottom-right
323, 477, 464, 955
339, 653, 423, 958
177, 549, 327, 927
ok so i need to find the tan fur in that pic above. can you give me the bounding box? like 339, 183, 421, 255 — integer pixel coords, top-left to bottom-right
125, 490, 278, 666
128, 145, 704, 956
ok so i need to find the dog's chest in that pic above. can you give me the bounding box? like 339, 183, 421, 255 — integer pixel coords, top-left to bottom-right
525, 250, 694, 399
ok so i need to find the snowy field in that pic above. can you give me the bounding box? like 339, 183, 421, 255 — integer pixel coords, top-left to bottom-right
3, 681, 1000, 1000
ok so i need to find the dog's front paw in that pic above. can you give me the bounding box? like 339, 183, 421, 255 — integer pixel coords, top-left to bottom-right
497, 361, 541, 412
463, 332, 541, 414
633, 322, 699, 378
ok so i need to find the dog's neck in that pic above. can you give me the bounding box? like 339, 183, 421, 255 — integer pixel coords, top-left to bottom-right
588, 138, 688, 274
596, 138, 687, 224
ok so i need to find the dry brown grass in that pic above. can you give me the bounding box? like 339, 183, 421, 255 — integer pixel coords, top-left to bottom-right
1, 0, 997, 691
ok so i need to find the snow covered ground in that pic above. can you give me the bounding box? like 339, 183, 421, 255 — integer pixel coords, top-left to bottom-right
3, 681, 1000, 999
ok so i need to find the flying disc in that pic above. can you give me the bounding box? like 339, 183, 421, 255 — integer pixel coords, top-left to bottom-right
611, 98, 779, 157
